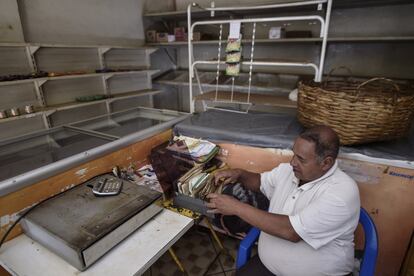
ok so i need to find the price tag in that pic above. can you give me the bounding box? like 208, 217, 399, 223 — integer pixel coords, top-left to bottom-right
229, 21, 241, 39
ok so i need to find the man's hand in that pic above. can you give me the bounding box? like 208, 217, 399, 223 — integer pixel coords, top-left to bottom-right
206, 193, 242, 216
214, 169, 242, 186
207, 193, 301, 243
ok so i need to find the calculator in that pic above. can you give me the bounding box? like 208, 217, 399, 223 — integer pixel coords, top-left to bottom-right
92, 176, 123, 196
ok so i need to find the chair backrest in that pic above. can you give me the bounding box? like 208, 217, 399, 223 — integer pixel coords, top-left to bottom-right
236, 207, 379, 275
359, 207, 379, 276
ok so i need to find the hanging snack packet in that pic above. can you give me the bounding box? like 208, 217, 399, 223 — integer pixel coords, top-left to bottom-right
226, 37, 242, 53
226, 52, 241, 63
226, 63, 240, 76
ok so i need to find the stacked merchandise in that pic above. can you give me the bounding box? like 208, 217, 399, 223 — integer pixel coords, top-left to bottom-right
150, 136, 224, 215
134, 164, 164, 193
225, 21, 243, 77
150, 136, 269, 236
109, 164, 164, 193
166, 135, 219, 164
175, 159, 226, 201
166, 136, 225, 201
225, 37, 242, 77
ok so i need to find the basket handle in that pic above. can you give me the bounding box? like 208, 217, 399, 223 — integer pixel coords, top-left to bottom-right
323, 66, 353, 87
356, 78, 400, 102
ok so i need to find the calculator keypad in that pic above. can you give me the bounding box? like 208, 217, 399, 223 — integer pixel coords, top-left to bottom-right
92, 176, 123, 196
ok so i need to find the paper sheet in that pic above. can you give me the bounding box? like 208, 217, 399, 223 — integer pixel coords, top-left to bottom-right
229, 21, 241, 39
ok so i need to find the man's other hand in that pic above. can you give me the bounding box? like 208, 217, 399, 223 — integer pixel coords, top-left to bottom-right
206, 193, 241, 216
214, 169, 242, 186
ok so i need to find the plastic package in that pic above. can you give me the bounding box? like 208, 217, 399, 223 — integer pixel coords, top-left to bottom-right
226, 63, 240, 76
226, 52, 241, 63
226, 38, 242, 53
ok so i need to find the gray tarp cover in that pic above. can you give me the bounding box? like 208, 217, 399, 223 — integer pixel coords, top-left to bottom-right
173, 110, 414, 161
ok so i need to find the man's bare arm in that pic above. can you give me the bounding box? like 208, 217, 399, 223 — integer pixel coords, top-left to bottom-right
237, 202, 301, 242
206, 194, 301, 242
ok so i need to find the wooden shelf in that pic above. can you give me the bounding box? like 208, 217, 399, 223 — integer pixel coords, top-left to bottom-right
44, 89, 162, 112
155, 70, 299, 93
329, 36, 414, 42
0, 42, 27, 47
108, 89, 161, 102
195, 91, 297, 109
0, 38, 161, 138
0, 42, 156, 50
145, 9, 207, 18
155, 77, 296, 93
144, 0, 413, 18
0, 70, 159, 87
0, 90, 162, 124
0, 111, 45, 123
147, 38, 322, 46
146, 36, 414, 47
144, 4, 323, 18
0, 78, 35, 86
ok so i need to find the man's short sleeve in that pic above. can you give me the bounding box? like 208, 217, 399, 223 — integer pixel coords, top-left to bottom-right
260, 166, 282, 199
289, 192, 356, 250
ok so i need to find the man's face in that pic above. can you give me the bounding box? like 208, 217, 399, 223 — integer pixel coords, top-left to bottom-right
290, 137, 326, 183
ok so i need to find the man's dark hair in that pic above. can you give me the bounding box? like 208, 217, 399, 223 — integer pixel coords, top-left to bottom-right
299, 126, 340, 162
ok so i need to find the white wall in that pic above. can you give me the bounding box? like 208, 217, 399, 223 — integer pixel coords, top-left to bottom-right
18, 0, 145, 45
0, 0, 25, 42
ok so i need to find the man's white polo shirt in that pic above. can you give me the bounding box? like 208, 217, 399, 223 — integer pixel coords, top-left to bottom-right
258, 161, 360, 276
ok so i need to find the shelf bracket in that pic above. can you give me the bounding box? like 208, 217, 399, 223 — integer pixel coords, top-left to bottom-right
146, 48, 158, 55
41, 113, 51, 129
28, 46, 40, 55
104, 73, 114, 80
35, 80, 48, 87
44, 110, 56, 117
97, 48, 110, 70
24, 46, 39, 73
101, 76, 110, 97
33, 80, 47, 107
99, 47, 111, 55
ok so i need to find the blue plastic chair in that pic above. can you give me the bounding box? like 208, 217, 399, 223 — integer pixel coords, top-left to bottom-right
236, 207, 378, 276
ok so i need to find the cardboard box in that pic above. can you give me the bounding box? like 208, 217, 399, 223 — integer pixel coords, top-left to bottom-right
167, 35, 176, 42
192, 32, 201, 41
146, 30, 157, 43
285, 30, 312, 38
268, 27, 285, 39
174, 27, 186, 41
156, 32, 169, 42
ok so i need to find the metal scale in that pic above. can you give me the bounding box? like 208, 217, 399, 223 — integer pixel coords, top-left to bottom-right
20, 174, 162, 271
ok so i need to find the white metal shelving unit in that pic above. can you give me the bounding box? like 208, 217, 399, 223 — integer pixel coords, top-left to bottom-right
143, 1, 414, 114
187, 0, 333, 113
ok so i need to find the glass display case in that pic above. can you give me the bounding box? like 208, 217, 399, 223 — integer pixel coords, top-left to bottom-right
71, 107, 181, 138
0, 128, 110, 183
0, 107, 189, 196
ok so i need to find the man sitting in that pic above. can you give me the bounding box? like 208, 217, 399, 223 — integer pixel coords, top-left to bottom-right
207, 126, 360, 276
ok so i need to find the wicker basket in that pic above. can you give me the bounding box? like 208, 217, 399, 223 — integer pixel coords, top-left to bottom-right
298, 75, 414, 145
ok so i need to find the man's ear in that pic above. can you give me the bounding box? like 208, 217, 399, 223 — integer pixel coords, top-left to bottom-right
321, 156, 335, 172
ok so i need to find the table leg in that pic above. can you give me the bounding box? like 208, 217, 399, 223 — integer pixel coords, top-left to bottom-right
168, 248, 187, 273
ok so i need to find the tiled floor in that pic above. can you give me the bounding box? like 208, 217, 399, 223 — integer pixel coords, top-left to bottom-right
142, 225, 257, 276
